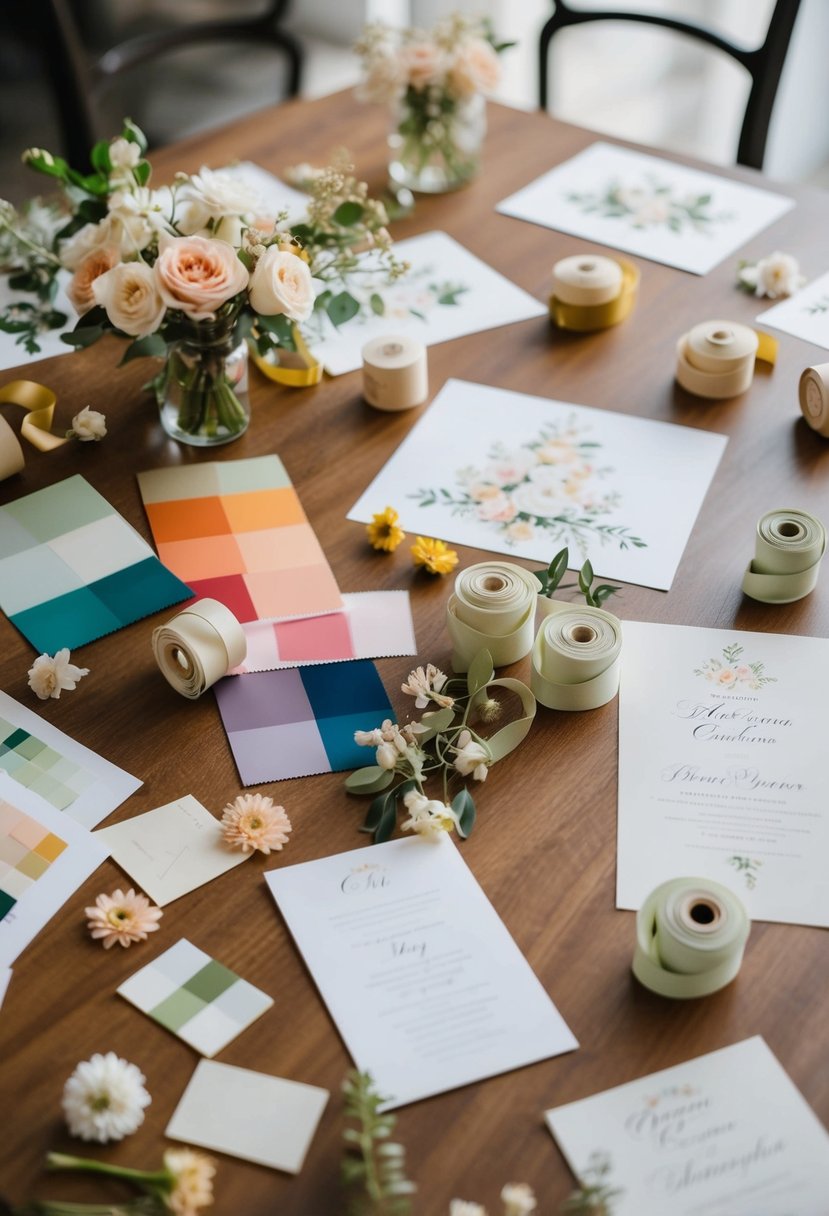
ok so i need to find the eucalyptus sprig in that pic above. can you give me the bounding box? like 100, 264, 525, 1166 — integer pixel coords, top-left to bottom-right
341, 1071, 415, 1216
560, 1153, 622, 1214
534, 546, 621, 608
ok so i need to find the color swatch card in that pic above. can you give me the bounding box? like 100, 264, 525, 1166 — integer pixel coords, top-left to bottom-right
348, 379, 727, 591
235, 591, 416, 672
0, 474, 191, 653
0, 774, 108, 968
0, 691, 141, 828
756, 268, 829, 350
266, 835, 578, 1109
305, 230, 547, 375
118, 939, 273, 1057
545, 1038, 829, 1215
496, 141, 794, 275
167, 1059, 329, 1173
95, 795, 248, 907
137, 456, 342, 624
215, 660, 393, 784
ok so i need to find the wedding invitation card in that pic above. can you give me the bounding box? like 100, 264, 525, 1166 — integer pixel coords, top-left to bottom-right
266, 835, 577, 1109
545, 1037, 829, 1215
617, 621, 829, 926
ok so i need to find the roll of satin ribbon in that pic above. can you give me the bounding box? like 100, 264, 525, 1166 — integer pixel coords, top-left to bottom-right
549, 253, 639, 331
531, 604, 622, 710
0, 416, 24, 480
362, 335, 428, 412
798, 364, 829, 437
447, 562, 538, 672
675, 320, 777, 399
152, 599, 247, 699
742, 508, 826, 603
632, 877, 750, 999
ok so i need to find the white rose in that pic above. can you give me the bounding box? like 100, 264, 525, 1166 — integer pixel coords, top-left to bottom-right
108, 137, 142, 170
249, 247, 314, 322
71, 406, 107, 442
59, 219, 117, 271
107, 187, 173, 253
180, 166, 262, 232
526, 463, 570, 488
755, 251, 805, 299
92, 261, 166, 337
512, 479, 566, 519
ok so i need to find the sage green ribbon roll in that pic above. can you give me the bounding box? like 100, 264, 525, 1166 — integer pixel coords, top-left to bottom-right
447, 562, 538, 672
152, 598, 247, 699
742, 508, 826, 603
632, 877, 750, 999
530, 604, 622, 710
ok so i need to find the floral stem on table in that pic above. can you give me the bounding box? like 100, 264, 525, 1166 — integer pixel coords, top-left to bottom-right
341, 1071, 415, 1216
534, 546, 621, 608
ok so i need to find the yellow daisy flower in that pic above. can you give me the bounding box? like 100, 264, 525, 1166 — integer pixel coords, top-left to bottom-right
411, 535, 459, 575
366, 505, 405, 552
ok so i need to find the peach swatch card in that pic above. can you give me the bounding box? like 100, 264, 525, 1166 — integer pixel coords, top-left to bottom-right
137, 456, 342, 623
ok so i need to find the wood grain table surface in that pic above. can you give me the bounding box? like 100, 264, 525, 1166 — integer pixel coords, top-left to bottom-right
1, 90, 828, 1214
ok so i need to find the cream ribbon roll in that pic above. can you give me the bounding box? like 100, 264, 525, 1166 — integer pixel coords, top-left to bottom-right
798, 364, 829, 437
742, 508, 826, 603
675, 320, 776, 399
549, 254, 639, 331
152, 599, 246, 699
362, 335, 428, 412
530, 604, 621, 710
0, 416, 24, 480
447, 562, 538, 672
632, 877, 750, 999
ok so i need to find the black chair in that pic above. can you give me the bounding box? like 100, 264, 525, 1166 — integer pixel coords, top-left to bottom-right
38, 0, 305, 166
538, 0, 802, 170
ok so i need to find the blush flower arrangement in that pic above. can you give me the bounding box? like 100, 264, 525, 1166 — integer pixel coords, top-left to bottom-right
345, 651, 535, 843
0, 122, 405, 445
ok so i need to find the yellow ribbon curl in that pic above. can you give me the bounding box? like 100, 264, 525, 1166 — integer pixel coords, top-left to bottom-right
0, 379, 68, 451
249, 325, 323, 388
549, 260, 640, 332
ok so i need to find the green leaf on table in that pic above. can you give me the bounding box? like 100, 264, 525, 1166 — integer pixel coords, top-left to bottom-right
452, 788, 476, 839
332, 200, 364, 227
370, 292, 385, 317
467, 649, 494, 697
345, 766, 394, 795
119, 333, 167, 365
578, 560, 594, 595
326, 291, 360, 328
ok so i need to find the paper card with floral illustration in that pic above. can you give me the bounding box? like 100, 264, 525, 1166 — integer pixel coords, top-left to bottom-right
545, 1037, 829, 1216
618, 620, 829, 927
496, 141, 794, 275
755, 268, 829, 349
304, 230, 547, 375
348, 378, 726, 591
0, 270, 76, 373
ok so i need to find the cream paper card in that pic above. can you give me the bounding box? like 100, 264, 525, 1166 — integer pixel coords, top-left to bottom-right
496, 141, 794, 275
618, 621, 829, 926
166, 1059, 329, 1173
0, 271, 75, 372
348, 379, 726, 591
545, 1037, 829, 1216
94, 795, 247, 907
265, 835, 577, 1109
305, 230, 547, 375
755, 269, 829, 350
0, 966, 11, 1009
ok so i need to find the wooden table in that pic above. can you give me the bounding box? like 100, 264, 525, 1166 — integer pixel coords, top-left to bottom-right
2, 90, 829, 1214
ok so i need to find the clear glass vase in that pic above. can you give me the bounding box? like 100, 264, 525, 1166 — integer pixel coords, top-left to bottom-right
157, 313, 250, 447
388, 91, 486, 194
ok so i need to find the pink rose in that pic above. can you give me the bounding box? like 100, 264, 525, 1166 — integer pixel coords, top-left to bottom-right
717, 669, 737, 686
476, 493, 517, 522
401, 41, 444, 91
153, 233, 248, 321
448, 38, 500, 98
68, 246, 121, 315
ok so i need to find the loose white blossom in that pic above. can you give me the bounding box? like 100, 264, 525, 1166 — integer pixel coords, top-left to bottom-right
70, 405, 107, 441
451, 729, 490, 781
738, 251, 805, 299
501, 1183, 537, 1215
62, 1052, 151, 1142
28, 648, 89, 700
401, 789, 458, 838
449, 1202, 487, 1216
401, 664, 454, 708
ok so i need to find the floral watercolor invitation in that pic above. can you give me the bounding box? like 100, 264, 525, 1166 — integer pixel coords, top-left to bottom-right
617, 621, 829, 926
546, 1038, 829, 1215
0, 270, 75, 372
496, 142, 794, 275
348, 379, 726, 590
305, 230, 547, 375
755, 268, 829, 349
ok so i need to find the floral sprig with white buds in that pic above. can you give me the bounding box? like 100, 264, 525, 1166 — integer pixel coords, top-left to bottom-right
450, 1183, 537, 1215
346, 650, 535, 844
737, 251, 805, 299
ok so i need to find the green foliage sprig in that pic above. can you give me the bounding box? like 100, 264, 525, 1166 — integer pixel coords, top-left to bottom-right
342, 1071, 415, 1216
534, 546, 621, 607
560, 1153, 622, 1214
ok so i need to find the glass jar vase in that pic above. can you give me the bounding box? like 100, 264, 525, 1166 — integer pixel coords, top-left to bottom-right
157, 313, 250, 447
388, 91, 486, 194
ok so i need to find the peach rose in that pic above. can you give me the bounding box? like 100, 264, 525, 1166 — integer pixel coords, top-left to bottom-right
248, 247, 314, 323
401, 40, 444, 91
92, 261, 166, 338
448, 38, 500, 98
717, 669, 737, 686
68, 246, 121, 315
153, 233, 248, 321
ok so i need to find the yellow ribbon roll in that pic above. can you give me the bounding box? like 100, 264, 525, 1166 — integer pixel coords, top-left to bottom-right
152, 599, 247, 699
675, 320, 777, 399
0, 416, 24, 481
249, 324, 323, 387
549, 254, 639, 331
447, 562, 538, 672
362, 335, 428, 412
0, 379, 68, 451
742, 508, 826, 603
632, 877, 750, 999
531, 604, 622, 710
798, 364, 829, 437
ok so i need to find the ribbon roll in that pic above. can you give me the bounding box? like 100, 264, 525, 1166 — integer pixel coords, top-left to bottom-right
742, 508, 826, 603
0, 416, 24, 481
531, 604, 622, 710
152, 599, 247, 699
549, 254, 639, 331
362, 334, 428, 412
675, 320, 777, 399
0, 379, 68, 450
249, 324, 323, 387
798, 364, 829, 437
447, 562, 538, 672
632, 877, 750, 999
